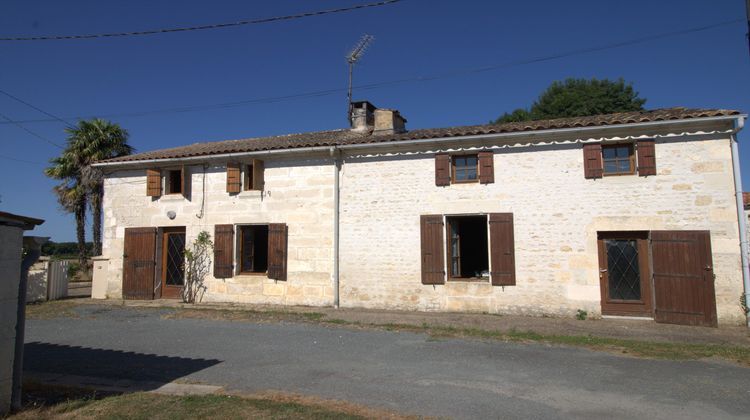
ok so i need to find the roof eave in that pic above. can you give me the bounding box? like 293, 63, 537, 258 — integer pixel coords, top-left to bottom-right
92, 114, 746, 169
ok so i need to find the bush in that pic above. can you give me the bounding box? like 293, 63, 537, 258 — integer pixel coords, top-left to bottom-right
576, 309, 588, 321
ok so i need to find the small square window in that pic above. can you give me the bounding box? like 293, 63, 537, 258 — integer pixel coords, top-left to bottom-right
602, 144, 634, 175
452, 155, 478, 183
167, 170, 183, 194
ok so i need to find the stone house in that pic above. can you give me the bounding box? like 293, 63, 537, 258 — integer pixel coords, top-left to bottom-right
92, 103, 749, 327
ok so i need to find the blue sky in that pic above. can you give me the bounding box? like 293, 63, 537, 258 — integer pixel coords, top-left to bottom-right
1, 0, 749, 242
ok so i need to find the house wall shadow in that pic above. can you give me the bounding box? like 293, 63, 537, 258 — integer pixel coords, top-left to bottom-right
24, 342, 222, 388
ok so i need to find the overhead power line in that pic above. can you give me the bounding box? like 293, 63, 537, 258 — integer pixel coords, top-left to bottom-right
0, 0, 403, 41
0, 88, 74, 128
0, 153, 45, 165
0, 111, 64, 148
0, 17, 742, 125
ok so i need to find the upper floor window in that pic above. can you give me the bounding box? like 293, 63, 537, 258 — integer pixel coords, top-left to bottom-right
452, 155, 479, 183
166, 169, 183, 194
602, 144, 635, 176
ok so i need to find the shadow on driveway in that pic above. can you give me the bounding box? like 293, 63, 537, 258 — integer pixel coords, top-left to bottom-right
24, 342, 222, 388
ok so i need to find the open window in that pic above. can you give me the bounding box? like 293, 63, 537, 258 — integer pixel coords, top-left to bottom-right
244, 159, 264, 191
166, 170, 183, 194
446, 215, 489, 279
239, 225, 269, 274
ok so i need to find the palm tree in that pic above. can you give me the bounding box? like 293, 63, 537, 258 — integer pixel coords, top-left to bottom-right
46, 119, 133, 266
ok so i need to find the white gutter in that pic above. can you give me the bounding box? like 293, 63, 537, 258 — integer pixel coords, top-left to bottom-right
729, 116, 750, 327
92, 115, 743, 169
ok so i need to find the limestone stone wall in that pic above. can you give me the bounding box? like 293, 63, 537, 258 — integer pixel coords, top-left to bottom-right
338, 135, 746, 325
102, 155, 335, 306
0, 225, 22, 415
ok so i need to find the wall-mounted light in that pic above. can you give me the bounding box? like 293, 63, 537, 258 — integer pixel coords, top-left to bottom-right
167, 210, 176, 220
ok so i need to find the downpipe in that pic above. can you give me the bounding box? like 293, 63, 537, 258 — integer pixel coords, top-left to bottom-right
729, 116, 750, 327
330, 147, 341, 308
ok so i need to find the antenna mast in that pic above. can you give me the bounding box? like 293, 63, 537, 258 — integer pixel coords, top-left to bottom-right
346, 34, 374, 124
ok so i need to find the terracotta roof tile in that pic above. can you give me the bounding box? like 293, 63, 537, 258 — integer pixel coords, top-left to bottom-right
100, 107, 740, 163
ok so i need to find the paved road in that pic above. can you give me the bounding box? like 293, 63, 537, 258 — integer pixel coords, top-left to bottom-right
24, 305, 750, 419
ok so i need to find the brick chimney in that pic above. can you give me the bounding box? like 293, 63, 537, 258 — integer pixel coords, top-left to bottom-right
350, 100, 406, 134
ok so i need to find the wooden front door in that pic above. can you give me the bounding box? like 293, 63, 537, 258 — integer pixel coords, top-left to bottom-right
123, 227, 157, 300
597, 232, 653, 317
651, 231, 717, 327
160, 227, 186, 299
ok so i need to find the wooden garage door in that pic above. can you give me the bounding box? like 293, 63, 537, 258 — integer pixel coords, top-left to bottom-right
123, 227, 157, 300
651, 231, 717, 327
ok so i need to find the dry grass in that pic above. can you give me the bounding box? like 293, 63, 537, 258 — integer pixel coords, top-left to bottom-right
25, 300, 80, 320
9, 383, 409, 420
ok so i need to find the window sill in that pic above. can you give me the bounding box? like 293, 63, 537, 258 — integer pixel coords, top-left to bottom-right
237, 190, 262, 199
158, 195, 185, 202
448, 277, 489, 283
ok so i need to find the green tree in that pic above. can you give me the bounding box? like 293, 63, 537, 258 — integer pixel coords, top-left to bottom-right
46, 119, 133, 265
493, 78, 646, 124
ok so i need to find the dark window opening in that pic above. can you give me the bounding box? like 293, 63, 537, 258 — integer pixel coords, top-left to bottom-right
244, 163, 254, 191
447, 215, 489, 279
240, 225, 268, 274
452, 155, 478, 183
602, 144, 634, 175
605, 239, 641, 300
167, 170, 182, 194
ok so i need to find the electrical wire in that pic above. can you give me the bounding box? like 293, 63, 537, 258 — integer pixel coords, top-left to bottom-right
0, 153, 45, 165
0, 111, 64, 148
0, 88, 74, 128
0, 17, 740, 125
0, 0, 402, 41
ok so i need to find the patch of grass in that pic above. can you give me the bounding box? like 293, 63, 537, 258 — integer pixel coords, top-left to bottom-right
10, 387, 373, 420
25, 300, 79, 320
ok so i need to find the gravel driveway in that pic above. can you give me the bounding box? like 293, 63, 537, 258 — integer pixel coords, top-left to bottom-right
24, 305, 750, 420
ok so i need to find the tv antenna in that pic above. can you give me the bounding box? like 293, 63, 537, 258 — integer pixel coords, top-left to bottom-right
346, 34, 374, 124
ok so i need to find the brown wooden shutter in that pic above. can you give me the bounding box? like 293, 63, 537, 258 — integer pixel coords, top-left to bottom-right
213, 224, 234, 278
435, 154, 450, 186
583, 144, 603, 179
146, 169, 162, 197
489, 213, 515, 286
268, 223, 288, 280
420, 215, 445, 285
180, 165, 190, 199
478, 151, 495, 184
226, 163, 241, 193
251, 159, 265, 191
636, 139, 656, 176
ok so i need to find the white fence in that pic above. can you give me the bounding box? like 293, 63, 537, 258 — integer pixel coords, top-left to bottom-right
26, 258, 70, 302
47, 260, 70, 300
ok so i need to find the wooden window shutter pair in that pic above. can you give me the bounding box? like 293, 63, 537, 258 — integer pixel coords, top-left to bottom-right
435, 152, 495, 185
226, 160, 264, 193
212, 223, 287, 280
636, 139, 656, 176
583, 140, 657, 178
146, 166, 189, 198
419, 213, 515, 286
